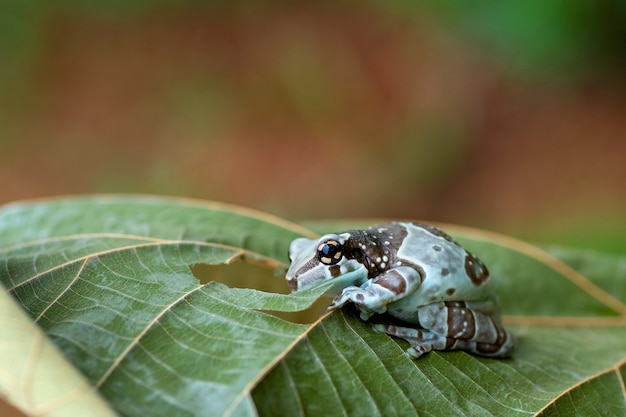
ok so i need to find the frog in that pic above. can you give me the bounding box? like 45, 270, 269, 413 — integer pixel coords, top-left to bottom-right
286, 221, 515, 359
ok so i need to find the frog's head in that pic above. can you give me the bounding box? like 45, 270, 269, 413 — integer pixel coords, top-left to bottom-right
286, 233, 369, 294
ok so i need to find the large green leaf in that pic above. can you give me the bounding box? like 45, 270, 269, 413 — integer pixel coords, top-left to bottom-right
0, 196, 323, 417
1, 199, 624, 416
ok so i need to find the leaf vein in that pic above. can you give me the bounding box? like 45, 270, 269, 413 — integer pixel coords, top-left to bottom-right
94, 285, 205, 388
533, 357, 626, 416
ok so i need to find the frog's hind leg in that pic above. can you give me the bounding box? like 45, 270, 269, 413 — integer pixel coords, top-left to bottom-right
376, 301, 515, 358
372, 324, 448, 358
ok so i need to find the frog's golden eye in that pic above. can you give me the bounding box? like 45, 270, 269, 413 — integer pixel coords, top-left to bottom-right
317, 239, 343, 265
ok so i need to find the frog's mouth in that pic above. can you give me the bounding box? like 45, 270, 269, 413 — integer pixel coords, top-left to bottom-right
286, 276, 298, 292
321, 269, 368, 294
286, 273, 321, 292
289, 268, 368, 296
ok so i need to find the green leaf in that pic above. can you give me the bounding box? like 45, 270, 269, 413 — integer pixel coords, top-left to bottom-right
544, 246, 626, 305
0, 196, 320, 417
1, 201, 625, 416
254, 308, 626, 416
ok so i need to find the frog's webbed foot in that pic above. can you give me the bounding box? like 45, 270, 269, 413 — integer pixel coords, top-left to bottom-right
328, 285, 386, 320
326, 287, 376, 321
372, 324, 441, 359
328, 267, 421, 320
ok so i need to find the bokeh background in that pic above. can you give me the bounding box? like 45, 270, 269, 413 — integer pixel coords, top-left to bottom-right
2, 1, 625, 253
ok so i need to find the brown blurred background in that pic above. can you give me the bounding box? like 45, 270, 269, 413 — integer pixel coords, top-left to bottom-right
1, 1, 625, 253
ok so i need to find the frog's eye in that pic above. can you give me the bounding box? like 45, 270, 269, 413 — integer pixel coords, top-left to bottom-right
317, 239, 343, 265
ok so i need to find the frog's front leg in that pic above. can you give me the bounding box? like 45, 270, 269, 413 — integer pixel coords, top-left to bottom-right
375, 301, 515, 358
328, 266, 421, 320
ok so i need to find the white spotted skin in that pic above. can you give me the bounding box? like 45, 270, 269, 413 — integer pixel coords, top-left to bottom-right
391, 223, 497, 318
286, 222, 515, 358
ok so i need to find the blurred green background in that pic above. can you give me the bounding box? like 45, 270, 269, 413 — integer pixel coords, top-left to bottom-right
1, 0, 625, 253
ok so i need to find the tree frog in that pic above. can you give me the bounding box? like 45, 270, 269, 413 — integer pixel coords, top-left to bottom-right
286, 222, 515, 358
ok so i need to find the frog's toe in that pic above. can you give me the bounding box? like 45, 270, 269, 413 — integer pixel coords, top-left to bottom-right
328, 297, 348, 311
358, 307, 376, 321
406, 347, 423, 359
372, 323, 386, 334
406, 343, 433, 359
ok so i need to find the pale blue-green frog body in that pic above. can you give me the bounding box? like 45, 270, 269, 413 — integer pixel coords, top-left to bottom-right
286, 222, 515, 358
